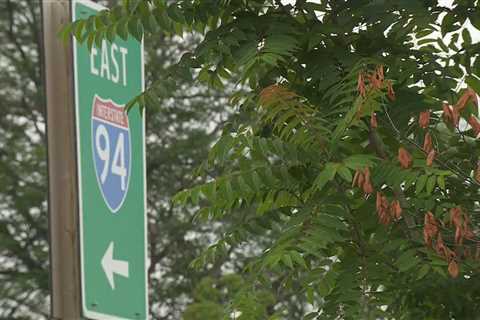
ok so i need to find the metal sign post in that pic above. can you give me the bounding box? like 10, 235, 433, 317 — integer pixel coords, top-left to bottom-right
43, 0, 82, 318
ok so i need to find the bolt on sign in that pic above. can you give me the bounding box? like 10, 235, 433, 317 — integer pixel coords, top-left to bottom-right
72, 1, 148, 319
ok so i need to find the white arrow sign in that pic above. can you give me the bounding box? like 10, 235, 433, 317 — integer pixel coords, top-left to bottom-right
101, 241, 129, 290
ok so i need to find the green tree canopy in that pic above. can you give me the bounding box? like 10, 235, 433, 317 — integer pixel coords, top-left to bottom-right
71, 0, 480, 318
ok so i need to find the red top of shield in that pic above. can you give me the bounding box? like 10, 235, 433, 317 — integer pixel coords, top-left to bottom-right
92, 96, 129, 129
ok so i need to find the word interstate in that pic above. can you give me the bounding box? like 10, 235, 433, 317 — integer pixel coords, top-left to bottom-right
90, 39, 129, 86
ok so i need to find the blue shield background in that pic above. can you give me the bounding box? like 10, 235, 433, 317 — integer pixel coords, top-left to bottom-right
91, 104, 131, 213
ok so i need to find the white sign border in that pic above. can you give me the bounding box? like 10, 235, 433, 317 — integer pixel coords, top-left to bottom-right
72, 1, 148, 319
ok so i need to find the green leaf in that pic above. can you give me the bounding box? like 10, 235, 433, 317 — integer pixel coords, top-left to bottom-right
317, 214, 348, 231
224, 179, 234, 202
94, 15, 104, 30
415, 175, 428, 194
466, 75, 480, 94
106, 23, 117, 42
172, 189, 190, 205
417, 264, 430, 280
167, 4, 185, 24
94, 29, 104, 49
290, 251, 308, 269
433, 266, 447, 278
257, 190, 275, 215
264, 253, 282, 269
304, 312, 318, 320
58, 22, 73, 43
128, 17, 143, 41
312, 163, 338, 191
317, 280, 330, 297
462, 28, 472, 47
236, 175, 252, 195
426, 175, 436, 195
436, 38, 449, 52
73, 19, 86, 42
437, 175, 446, 190
251, 171, 263, 192
86, 32, 95, 51
282, 253, 294, 269
396, 249, 419, 272
194, 207, 211, 223
343, 155, 377, 170
337, 165, 352, 183
117, 18, 129, 40
190, 186, 201, 205
201, 182, 217, 202
144, 14, 158, 33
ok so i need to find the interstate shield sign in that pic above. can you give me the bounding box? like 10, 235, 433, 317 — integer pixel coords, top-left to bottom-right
91, 95, 131, 213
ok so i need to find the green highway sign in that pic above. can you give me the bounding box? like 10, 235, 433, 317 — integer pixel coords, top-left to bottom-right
72, 1, 148, 319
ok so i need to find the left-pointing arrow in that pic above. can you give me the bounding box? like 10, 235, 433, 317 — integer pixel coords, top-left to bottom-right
101, 241, 129, 290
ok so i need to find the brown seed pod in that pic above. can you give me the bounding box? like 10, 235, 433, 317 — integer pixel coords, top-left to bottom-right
376, 192, 383, 212
387, 80, 395, 101
448, 260, 459, 278
379, 210, 391, 225
419, 110, 430, 129
352, 170, 360, 187
363, 181, 374, 194
452, 107, 460, 127
424, 228, 431, 247
426, 150, 435, 167
375, 192, 392, 225
357, 72, 366, 98
398, 147, 412, 169
390, 200, 402, 219
442, 103, 455, 126
475, 161, 480, 184
454, 88, 476, 113
455, 226, 463, 245
357, 171, 365, 188
380, 196, 391, 225
464, 227, 475, 240
435, 233, 447, 257
424, 212, 439, 247
376, 65, 384, 82
369, 72, 382, 90
450, 207, 463, 229
370, 112, 378, 128
467, 115, 480, 137
423, 132, 433, 154
363, 167, 371, 183
469, 88, 478, 108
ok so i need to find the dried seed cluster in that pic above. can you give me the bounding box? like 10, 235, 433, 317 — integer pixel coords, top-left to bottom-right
356, 65, 480, 279
423, 208, 478, 278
